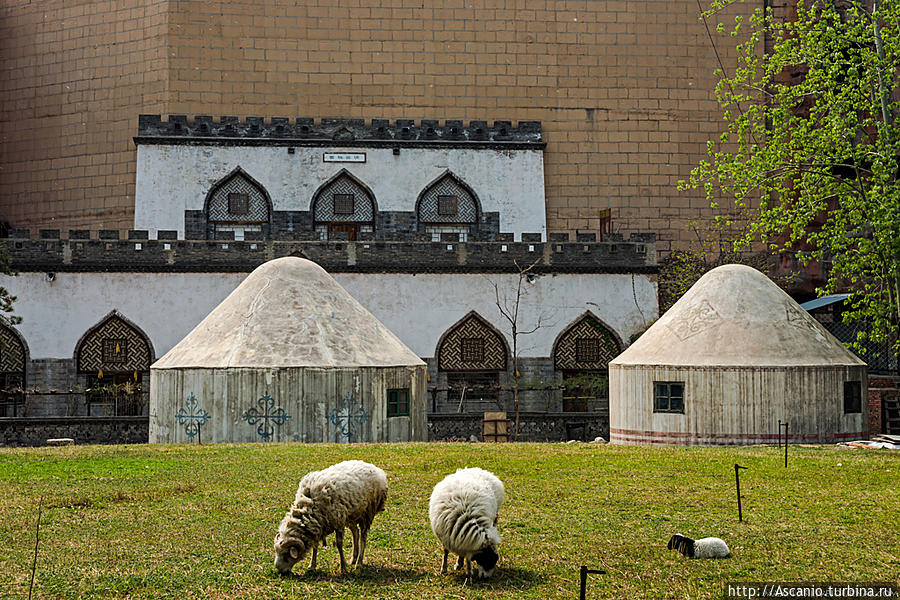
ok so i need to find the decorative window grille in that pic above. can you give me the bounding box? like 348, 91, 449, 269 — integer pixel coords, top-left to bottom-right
418, 173, 478, 224
333, 193, 355, 216
437, 195, 458, 217
843, 381, 862, 413
102, 339, 128, 364
460, 337, 485, 363
575, 338, 600, 363
387, 388, 410, 417
227, 192, 249, 215
653, 381, 684, 413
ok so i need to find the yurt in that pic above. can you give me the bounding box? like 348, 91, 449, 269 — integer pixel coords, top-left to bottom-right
150, 256, 426, 443
609, 264, 867, 445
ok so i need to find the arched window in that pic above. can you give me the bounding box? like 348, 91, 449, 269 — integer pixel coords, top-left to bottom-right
552, 312, 622, 412
416, 171, 480, 241
311, 170, 376, 241
436, 312, 509, 412
75, 311, 154, 416
0, 322, 27, 417
203, 167, 272, 240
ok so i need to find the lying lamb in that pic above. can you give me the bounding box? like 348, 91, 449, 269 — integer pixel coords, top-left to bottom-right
274, 460, 388, 575
667, 534, 731, 558
429, 467, 505, 580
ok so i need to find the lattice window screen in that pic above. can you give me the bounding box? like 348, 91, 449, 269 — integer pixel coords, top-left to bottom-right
207, 172, 270, 223
554, 316, 620, 371
0, 326, 25, 373
438, 314, 507, 371
419, 175, 477, 224
78, 316, 151, 373
314, 175, 375, 223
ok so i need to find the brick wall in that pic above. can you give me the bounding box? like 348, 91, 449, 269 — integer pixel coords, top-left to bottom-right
0, 0, 168, 231
1, 0, 753, 254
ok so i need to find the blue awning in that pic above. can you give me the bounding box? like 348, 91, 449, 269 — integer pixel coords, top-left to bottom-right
800, 294, 850, 311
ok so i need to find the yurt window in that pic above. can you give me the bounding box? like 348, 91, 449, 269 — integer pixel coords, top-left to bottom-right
653, 381, 684, 413
843, 381, 862, 413
387, 388, 410, 417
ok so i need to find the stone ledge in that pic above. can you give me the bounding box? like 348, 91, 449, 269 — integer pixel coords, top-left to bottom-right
6, 238, 658, 274
134, 115, 545, 149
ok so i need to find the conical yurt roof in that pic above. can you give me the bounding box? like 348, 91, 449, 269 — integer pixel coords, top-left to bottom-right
611, 264, 865, 368
153, 256, 425, 369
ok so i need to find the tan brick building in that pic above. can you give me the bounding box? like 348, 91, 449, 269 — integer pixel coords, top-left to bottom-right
0, 0, 752, 253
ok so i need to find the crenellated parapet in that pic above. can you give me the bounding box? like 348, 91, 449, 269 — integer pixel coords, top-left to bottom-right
3, 230, 656, 274
134, 115, 544, 148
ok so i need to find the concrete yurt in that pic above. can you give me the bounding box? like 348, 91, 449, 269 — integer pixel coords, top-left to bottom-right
150, 256, 426, 443
609, 264, 868, 445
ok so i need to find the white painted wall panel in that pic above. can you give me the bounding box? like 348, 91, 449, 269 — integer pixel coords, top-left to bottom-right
135, 145, 546, 239
4, 271, 656, 360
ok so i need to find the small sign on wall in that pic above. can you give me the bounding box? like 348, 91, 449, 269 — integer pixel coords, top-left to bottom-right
323, 152, 366, 163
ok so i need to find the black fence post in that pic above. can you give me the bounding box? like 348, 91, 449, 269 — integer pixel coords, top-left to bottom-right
734, 464, 748, 522
579, 565, 606, 600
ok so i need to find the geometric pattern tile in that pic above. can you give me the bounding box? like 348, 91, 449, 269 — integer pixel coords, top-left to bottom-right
0, 325, 26, 373
77, 315, 151, 373
207, 171, 270, 223
418, 173, 478, 224
313, 173, 375, 223
554, 314, 621, 371
438, 313, 507, 371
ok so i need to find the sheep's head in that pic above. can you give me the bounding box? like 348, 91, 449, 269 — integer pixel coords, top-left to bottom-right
472, 545, 500, 578
273, 532, 308, 575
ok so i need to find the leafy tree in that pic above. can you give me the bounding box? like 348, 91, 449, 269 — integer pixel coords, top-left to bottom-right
0, 242, 20, 325
682, 0, 900, 352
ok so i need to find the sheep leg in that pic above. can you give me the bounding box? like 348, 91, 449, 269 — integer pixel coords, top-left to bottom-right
356, 519, 370, 566
441, 548, 449, 574
348, 523, 360, 565
455, 555, 465, 570
465, 557, 473, 584
310, 545, 318, 570
335, 529, 348, 574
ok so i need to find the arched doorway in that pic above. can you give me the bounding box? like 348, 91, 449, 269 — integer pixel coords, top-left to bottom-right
203, 167, 272, 240
416, 171, 480, 241
436, 311, 509, 413
552, 312, 622, 412
75, 311, 154, 416
311, 170, 376, 241
0, 322, 27, 417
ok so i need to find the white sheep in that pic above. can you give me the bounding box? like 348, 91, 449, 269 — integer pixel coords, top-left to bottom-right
273, 460, 388, 575
429, 467, 505, 580
667, 534, 731, 558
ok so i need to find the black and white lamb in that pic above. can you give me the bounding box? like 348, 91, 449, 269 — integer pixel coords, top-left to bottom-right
273, 460, 388, 575
428, 467, 505, 580
667, 534, 731, 558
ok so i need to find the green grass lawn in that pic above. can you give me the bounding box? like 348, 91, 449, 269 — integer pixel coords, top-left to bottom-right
0, 442, 897, 599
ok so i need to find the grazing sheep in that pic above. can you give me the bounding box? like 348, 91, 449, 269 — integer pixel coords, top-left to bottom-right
429, 467, 505, 580
667, 534, 731, 558
273, 460, 388, 575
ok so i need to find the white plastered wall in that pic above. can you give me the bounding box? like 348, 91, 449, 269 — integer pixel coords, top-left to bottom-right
5, 271, 656, 361
134, 145, 546, 239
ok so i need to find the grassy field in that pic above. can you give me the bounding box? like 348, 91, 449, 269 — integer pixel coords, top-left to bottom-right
0, 442, 897, 600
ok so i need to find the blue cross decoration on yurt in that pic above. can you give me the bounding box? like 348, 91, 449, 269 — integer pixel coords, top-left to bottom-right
242, 392, 291, 441
329, 395, 369, 441
176, 393, 210, 441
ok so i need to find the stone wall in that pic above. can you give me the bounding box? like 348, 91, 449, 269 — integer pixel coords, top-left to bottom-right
427, 411, 609, 442
0, 417, 149, 447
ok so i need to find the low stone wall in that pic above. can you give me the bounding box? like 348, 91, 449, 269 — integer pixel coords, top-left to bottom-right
0, 417, 149, 447
427, 411, 608, 442
1, 412, 608, 447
